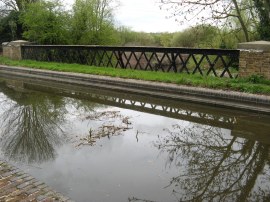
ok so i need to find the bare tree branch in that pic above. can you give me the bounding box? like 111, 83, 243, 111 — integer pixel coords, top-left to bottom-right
159, 0, 259, 42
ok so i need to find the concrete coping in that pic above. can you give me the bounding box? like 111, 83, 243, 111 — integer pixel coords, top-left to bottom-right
2, 40, 31, 47
238, 41, 270, 52
2, 42, 9, 46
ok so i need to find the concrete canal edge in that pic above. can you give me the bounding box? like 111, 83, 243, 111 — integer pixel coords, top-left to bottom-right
0, 64, 270, 115
0, 160, 73, 202
0, 65, 270, 201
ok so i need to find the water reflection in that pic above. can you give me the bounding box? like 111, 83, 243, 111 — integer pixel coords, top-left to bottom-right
0, 78, 270, 201
0, 84, 66, 163
156, 124, 270, 201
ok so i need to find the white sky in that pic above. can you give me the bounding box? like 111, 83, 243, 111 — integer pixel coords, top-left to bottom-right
65, 0, 186, 33
114, 0, 185, 33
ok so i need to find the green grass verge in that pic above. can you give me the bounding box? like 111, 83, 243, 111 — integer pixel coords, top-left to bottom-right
0, 56, 270, 95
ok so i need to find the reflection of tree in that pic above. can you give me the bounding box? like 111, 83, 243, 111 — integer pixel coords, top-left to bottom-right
156, 124, 270, 201
0, 84, 66, 164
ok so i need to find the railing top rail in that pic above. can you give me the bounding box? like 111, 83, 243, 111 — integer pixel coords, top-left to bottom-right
21, 44, 240, 78
21, 45, 240, 55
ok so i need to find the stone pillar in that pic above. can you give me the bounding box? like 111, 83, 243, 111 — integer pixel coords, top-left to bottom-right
2, 40, 31, 60
238, 41, 270, 79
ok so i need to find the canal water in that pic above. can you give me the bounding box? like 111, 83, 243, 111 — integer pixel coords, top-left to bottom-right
0, 79, 270, 202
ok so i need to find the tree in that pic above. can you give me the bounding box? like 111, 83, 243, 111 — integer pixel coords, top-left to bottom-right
155, 124, 270, 201
20, 0, 70, 44
159, 0, 257, 42
159, 32, 173, 47
253, 0, 270, 40
0, 0, 36, 44
0, 10, 23, 44
71, 0, 118, 45
0, 83, 66, 163
0, 0, 38, 15
171, 25, 220, 48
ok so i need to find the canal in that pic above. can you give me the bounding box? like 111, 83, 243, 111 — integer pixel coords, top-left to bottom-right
0, 78, 269, 202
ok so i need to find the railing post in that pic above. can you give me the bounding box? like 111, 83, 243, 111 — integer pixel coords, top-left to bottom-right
117, 51, 125, 69
171, 52, 177, 73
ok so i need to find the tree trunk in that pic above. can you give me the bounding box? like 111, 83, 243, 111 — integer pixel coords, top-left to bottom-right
232, 0, 250, 42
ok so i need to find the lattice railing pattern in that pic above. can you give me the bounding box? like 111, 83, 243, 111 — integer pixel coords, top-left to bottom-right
75, 91, 236, 129
21, 45, 240, 78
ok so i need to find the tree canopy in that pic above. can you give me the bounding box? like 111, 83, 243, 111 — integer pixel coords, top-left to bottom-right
0, 0, 38, 15
0, 0, 269, 48
159, 0, 269, 42
254, 0, 270, 40
71, 0, 118, 45
20, 1, 70, 44
0, 10, 22, 43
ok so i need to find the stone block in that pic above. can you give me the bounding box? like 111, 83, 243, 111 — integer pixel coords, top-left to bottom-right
2, 40, 31, 60
238, 41, 270, 51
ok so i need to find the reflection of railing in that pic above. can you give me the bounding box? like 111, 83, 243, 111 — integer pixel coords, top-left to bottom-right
88, 92, 270, 143
21, 45, 240, 78
72, 91, 237, 129
5, 78, 270, 139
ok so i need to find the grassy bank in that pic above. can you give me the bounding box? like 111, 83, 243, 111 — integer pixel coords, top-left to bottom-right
0, 56, 270, 95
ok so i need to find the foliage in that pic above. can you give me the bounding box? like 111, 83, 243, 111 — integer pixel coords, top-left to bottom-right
117, 27, 177, 47
171, 25, 220, 48
159, 32, 173, 47
0, 0, 36, 46
20, 1, 70, 44
0, 85, 66, 163
0, 0, 38, 12
0, 11, 23, 44
117, 28, 163, 46
159, 0, 261, 42
0, 56, 270, 95
156, 124, 270, 201
1, 0, 261, 49
1, 0, 268, 48
253, 0, 270, 40
247, 74, 266, 84
117, 26, 136, 45
70, 0, 118, 45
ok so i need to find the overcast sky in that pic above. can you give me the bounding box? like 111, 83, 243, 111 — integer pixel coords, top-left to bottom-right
65, 0, 185, 33
114, 0, 184, 33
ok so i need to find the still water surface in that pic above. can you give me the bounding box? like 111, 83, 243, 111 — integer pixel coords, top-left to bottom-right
0, 80, 270, 202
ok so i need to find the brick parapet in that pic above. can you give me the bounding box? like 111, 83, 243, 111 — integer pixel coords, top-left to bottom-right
238, 50, 270, 79
238, 41, 270, 79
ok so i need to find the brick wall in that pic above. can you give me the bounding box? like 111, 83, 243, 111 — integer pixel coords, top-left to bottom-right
239, 50, 270, 79
238, 41, 270, 80
3, 44, 21, 60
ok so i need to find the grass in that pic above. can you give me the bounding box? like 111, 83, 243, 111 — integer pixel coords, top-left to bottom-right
0, 56, 270, 95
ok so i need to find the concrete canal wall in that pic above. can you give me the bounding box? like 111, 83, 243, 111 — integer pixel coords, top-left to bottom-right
0, 65, 269, 115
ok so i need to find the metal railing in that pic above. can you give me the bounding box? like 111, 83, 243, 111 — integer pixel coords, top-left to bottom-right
21, 45, 240, 78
